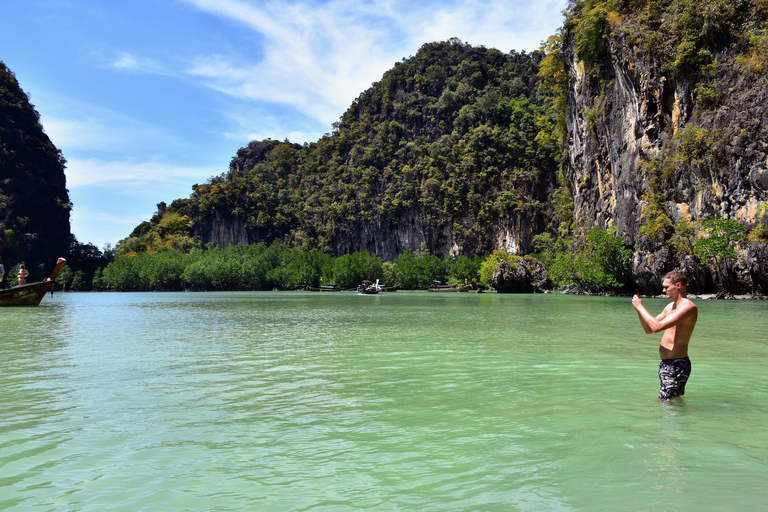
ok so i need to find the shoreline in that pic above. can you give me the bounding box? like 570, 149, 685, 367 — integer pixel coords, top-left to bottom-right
55, 288, 768, 299
546, 287, 768, 300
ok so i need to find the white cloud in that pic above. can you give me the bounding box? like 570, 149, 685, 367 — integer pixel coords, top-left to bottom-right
39, 100, 192, 158
68, 190, 185, 249
414, 0, 566, 53
65, 158, 218, 188
180, 0, 567, 131
219, 108, 327, 145
110, 52, 168, 74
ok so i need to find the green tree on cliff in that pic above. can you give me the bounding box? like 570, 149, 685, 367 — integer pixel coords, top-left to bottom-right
694, 217, 748, 292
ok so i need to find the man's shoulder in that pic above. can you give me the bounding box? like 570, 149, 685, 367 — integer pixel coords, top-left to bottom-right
669, 297, 697, 312
679, 298, 698, 317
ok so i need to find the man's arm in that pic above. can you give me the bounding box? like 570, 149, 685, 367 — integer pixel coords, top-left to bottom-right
633, 296, 665, 334
633, 297, 696, 333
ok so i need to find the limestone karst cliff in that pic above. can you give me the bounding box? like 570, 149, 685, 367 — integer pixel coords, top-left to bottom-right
559, 0, 768, 293
0, 61, 71, 275
173, 40, 558, 263
124, 2, 768, 294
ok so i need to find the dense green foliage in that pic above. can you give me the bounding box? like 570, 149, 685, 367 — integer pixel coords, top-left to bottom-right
478, 249, 513, 286
3, 0, 766, 296
0, 61, 71, 277
534, 227, 632, 290
693, 217, 748, 290
99, 225, 636, 293
575, 227, 633, 290
99, 242, 486, 292
124, 39, 557, 257
568, 0, 768, 80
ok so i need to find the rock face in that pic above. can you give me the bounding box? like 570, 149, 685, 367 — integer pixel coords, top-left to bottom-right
187, 42, 555, 262
196, 212, 264, 248
491, 257, 549, 293
148, 23, 767, 294
0, 61, 71, 274
560, 13, 768, 294
197, 203, 543, 263
326, 208, 541, 262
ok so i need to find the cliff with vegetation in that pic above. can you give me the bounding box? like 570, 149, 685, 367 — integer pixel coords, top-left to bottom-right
119, 1, 768, 295
123, 40, 558, 262
555, 0, 768, 293
0, 61, 71, 278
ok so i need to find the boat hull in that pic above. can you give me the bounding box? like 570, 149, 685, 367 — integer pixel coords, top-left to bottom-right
0, 281, 53, 306
0, 258, 66, 307
427, 284, 474, 292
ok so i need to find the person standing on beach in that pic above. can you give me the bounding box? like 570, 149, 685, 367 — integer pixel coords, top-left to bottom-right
632, 270, 698, 400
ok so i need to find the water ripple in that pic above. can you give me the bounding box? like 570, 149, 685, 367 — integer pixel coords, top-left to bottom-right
2, 292, 767, 510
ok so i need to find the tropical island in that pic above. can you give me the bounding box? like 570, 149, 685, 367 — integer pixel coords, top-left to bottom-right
2, 0, 767, 297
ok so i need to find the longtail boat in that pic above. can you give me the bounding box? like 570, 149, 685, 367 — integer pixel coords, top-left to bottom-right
358, 279, 380, 294
0, 258, 66, 307
305, 284, 342, 291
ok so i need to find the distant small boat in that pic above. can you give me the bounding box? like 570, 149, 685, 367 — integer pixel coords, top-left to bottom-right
427, 281, 474, 292
427, 284, 458, 292
0, 258, 66, 307
358, 279, 380, 294
427, 280, 459, 292
306, 284, 342, 292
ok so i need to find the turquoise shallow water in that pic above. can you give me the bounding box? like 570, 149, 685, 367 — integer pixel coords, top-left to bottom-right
1, 291, 767, 511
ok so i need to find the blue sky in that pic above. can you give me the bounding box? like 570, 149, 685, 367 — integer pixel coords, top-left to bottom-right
2, 0, 567, 250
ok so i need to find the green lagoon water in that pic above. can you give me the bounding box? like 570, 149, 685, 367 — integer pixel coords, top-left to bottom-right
1, 291, 767, 511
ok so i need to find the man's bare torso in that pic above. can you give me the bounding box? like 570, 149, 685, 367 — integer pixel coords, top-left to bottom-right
659, 298, 698, 359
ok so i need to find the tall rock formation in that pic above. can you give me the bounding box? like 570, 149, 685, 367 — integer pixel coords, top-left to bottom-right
124, 5, 768, 294
0, 61, 71, 275
182, 40, 557, 261
559, 0, 768, 293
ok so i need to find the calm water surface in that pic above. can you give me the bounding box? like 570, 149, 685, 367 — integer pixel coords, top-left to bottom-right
1, 291, 767, 511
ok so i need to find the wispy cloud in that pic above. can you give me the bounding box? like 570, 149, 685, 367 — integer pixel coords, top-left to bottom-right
39, 97, 193, 158
5, 0, 566, 248
65, 158, 218, 188
180, 0, 566, 131
66, 160, 219, 247
110, 51, 168, 74
218, 104, 328, 143
415, 0, 567, 52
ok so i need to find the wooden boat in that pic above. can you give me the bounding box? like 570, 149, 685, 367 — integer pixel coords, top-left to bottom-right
427, 285, 458, 292
0, 258, 66, 307
358, 279, 380, 294
427, 280, 459, 292
427, 282, 474, 292
305, 285, 342, 291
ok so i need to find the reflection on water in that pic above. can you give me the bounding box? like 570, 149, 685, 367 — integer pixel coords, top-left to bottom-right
1, 292, 767, 511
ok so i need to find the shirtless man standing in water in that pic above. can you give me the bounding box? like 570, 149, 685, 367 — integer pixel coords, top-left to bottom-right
632, 270, 698, 400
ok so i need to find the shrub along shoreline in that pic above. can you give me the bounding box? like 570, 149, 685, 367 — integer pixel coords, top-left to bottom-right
91, 227, 642, 294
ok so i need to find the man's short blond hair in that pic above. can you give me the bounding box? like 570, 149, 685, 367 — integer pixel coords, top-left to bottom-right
664, 270, 688, 289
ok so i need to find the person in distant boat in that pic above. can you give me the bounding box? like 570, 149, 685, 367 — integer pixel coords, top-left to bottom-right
0, 260, 5, 288
632, 270, 698, 400
17, 264, 29, 285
